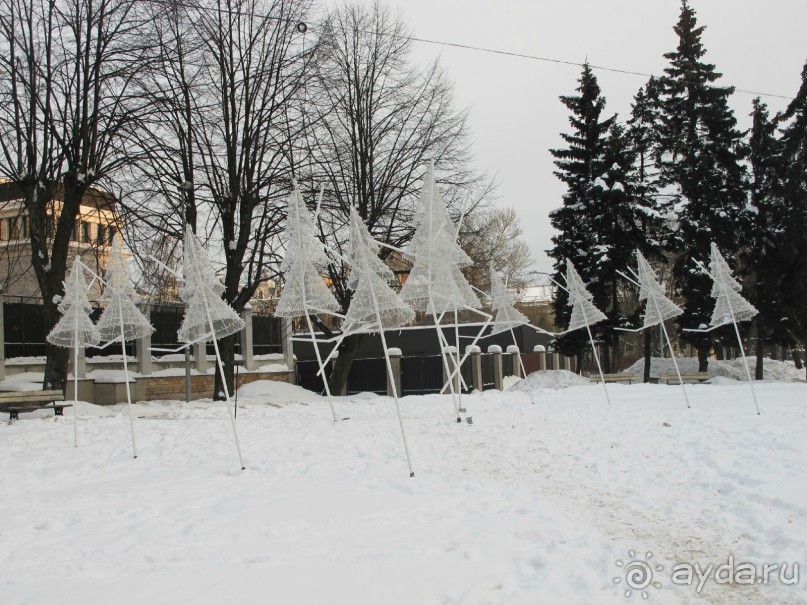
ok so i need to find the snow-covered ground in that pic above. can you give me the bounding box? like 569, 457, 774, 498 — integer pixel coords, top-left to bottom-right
1, 376, 805, 604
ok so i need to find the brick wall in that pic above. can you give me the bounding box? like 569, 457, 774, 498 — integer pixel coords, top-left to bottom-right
142, 371, 292, 402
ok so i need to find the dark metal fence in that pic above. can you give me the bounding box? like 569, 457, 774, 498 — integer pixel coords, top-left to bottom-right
481, 354, 496, 389
401, 354, 445, 395
346, 357, 387, 395
3, 300, 282, 360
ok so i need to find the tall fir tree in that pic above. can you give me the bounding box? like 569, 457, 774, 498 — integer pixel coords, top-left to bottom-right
775, 60, 807, 373
549, 63, 615, 367
627, 78, 673, 381
744, 98, 789, 379
654, 1, 748, 370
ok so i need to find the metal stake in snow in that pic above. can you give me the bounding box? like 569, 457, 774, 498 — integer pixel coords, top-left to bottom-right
95, 237, 155, 457
46, 256, 101, 446
684, 244, 761, 415
275, 184, 341, 421
563, 260, 610, 405
616, 250, 690, 409
179, 230, 247, 469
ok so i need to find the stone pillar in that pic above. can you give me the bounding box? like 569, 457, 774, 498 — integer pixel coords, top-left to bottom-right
506, 345, 521, 378
282, 317, 295, 383
135, 306, 153, 376
386, 348, 402, 398
564, 356, 572, 371
534, 345, 547, 371
548, 347, 560, 371
467, 345, 482, 392
442, 346, 460, 394
0, 294, 5, 381
239, 304, 257, 371
488, 344, 503, 390
193, 342, 210, 374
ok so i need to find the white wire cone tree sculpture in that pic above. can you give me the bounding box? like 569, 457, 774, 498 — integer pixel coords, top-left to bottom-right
559, 259, 611, 404
616, 250, 690, 408
400, 164, 489, 421
178, 229, 247, 469
95, 237, 155, 457
487, 265, 530, 378
275, 184, 342, 422
684, 243, 761, 414
340, 204, 416, 476
46, 256, 101, 447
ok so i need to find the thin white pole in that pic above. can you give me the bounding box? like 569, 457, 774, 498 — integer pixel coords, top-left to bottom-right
303, 302, 338, 422
73, 330, 79, 447
724, 290, 761, 415
204, 304, 246, 470
653, 300, 691, 409
118, 304, 138, 458
369, 281, 415, 477
585, 321, 611, 405
440, 312, 492, 394
454, 307, 463, 410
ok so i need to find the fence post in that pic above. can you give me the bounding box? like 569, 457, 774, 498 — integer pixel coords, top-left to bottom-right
135, 303, 152, 376
488, 344, 503, 390
193, 342, 210, 374
239, 303, 256, 371
466, 345, 482, 392
534, 345, 547, 371
282, 317, 295, 383
564, 356, 572, 371
548, 347, 560, 371
0, 294, 5, 381
506, 345, 521, 378
386, 347, 402, 398
442, 346, 460, 394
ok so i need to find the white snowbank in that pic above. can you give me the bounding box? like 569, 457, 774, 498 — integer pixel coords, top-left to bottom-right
236, 379, 320, 404
508, 369, 590, 391
623, 355, 804, 381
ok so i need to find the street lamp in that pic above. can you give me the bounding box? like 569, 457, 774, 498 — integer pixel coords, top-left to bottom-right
178, 181, 193, 402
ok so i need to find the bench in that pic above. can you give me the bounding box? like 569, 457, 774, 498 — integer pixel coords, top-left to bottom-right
660, 372, 709, 384
0, 390, 70, 421
589, 373, 637, 384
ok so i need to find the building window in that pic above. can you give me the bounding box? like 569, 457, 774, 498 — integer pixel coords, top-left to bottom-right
8, 217, 20, 239
82, 221, 92, 243
70, 222, 79, 242
21, 216, 29, 238
107, 226, 116, 246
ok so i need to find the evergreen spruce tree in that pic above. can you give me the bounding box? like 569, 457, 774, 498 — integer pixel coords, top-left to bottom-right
744, 98, 788, 379
776, 60, 807, 373
627, 78, 673, 381
549, 63, 614, 367
655, 1, 748, 370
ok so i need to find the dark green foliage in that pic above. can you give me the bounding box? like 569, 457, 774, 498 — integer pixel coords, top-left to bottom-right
654, 1, 748, 369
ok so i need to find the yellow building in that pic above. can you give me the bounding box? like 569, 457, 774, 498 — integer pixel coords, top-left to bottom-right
0, 182, 119, 302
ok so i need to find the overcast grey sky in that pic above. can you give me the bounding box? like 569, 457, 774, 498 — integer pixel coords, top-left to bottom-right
379, 0, 807, 273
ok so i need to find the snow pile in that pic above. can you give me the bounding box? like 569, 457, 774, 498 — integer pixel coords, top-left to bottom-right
623, 356, 804, 381
508, 369, 590, 392
236, 379, 321, 404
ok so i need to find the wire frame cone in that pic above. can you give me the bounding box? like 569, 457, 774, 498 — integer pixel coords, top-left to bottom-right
275, 260, 339, 318
709, 243, 758, 324
46, 256, 101, 348
564, 259, 607, 331
635, 250, 682, 328
178, 230, 245, 344
96, 237, 154, 342
488, 266, 529, 335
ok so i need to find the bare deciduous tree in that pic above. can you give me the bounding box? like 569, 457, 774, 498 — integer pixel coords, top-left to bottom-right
300, 1, 489, 394
0, 0, 151, 390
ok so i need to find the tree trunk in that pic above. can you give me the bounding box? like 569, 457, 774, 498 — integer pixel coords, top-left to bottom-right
213, 333, 236, 401
643, 330, 652, 382
697, 344, 710, 372
754, 322, 765, 380
576, 351, 584, 375
791, 346, 804, 370
601, 336, 611, 374
329, 333, 365, 396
